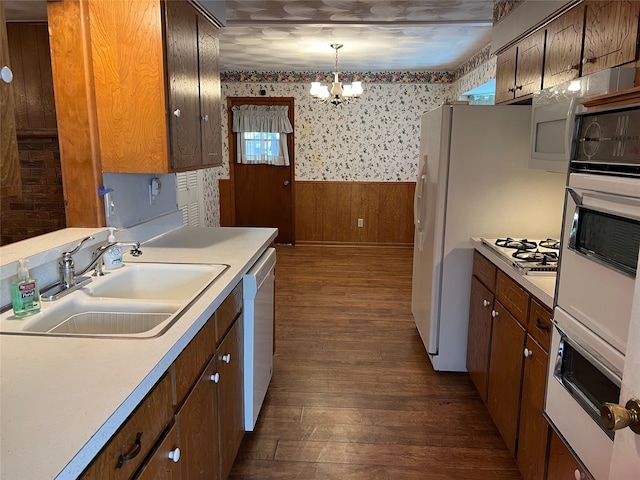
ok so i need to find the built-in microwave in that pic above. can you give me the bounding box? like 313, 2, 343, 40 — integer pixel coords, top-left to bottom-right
529, 67, 635, 173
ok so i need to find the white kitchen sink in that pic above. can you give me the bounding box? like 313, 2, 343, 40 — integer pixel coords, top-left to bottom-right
0, 262, 228, 338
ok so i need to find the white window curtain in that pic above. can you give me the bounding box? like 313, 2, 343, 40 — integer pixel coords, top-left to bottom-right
232, 105, 293, 166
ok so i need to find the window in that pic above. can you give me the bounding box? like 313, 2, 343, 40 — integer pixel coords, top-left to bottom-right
239, 132, 287, 165
232, 105, 293, 166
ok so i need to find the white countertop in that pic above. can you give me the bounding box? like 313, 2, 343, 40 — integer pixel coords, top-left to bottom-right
0, 226, 277, 480
471, 238, 556, 309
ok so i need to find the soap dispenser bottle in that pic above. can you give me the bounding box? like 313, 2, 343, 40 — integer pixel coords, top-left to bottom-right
11, 259, 41, 317
104, 228, 123, 270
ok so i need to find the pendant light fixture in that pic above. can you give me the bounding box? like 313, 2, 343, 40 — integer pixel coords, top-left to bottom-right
310, 44, 363, 106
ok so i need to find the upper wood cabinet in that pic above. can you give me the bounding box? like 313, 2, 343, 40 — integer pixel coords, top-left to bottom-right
582, 0, 640, 76
495, 29, 545, 103
543, 4, 586, 88
89, 0, 222, 174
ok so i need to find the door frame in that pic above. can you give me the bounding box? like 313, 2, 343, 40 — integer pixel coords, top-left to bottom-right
226, 96, 295, 244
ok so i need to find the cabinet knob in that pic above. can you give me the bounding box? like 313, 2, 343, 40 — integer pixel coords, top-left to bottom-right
220, 353, 231, 364
566, 64, 578, 72
201, 114, 209, 121
515, 85, 523, 91
482, 299, 490, 307
601, 398, 640, 434
209, 373, 220, 383
1, 66, 13, 84
168, 447, 181, 463
582, 57, 594, 65
508, 87, 516, 93
173, 108, 181, 117
524, 348, 533, 358
283, 180, 290, 186
574, 469, 586, 480
491, 310, 499, 318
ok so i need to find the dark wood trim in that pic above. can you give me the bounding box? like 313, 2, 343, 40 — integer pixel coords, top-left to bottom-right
16, 128, 58, 139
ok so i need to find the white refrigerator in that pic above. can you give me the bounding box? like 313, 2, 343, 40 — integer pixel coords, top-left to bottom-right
411, 104, 566, 372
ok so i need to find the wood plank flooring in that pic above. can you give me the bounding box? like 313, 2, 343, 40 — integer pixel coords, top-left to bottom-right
230, 245, 523, 480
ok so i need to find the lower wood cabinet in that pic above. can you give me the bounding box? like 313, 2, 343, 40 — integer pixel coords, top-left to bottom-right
80, 281, 245, 480
547, 430, 595, 480
467, 276, 495, 404
517, 335, 549, 480
486, 300, 526, 458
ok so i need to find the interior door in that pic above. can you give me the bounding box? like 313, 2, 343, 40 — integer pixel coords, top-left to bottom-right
228, 97, 294, 244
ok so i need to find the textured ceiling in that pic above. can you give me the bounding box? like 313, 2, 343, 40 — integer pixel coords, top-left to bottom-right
4, 0, 495, 72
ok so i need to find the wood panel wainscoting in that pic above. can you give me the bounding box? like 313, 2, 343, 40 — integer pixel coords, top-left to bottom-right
220, 180, 415, 245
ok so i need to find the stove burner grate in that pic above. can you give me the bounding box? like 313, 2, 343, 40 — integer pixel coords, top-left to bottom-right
495, 238, 537, 250
538, 238, 560, 250
512, 249, 559, 264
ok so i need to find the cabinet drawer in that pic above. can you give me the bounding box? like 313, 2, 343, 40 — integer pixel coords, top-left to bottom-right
133, 421, 180, 479
81, 374, 173, 479
473, 250, 496, 291
496, 271, 529, 325
527, 299, 552, 352
215, 281, 243, 344
173, 316, 216, 407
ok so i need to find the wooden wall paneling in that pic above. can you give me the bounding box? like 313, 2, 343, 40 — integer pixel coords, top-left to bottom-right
6, 23, 27, 129
320, 182, 339, 242
334, 183, 353, 243
349, 183, 363, 242
89, 0, 169, 174
0, 0, 21, 198
47, 0, 104, 227
218, 178, 232, 226
36, 25, 56, 128
361, 183, 380, 243
19, 25, 45, 128
377, 183, 414, 244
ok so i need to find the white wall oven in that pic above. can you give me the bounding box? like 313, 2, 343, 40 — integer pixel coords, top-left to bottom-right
546, 104, 640, 479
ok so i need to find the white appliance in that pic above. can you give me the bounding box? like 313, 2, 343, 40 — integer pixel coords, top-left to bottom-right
411, 104, 567, 372
529, 66, 634, 172
243, 247, 275, 431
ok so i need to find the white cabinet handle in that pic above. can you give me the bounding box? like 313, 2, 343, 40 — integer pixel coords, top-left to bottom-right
209, 373, 220, 383
221, 354, 231, 364
201, 114, 209, 121
173, 108, 181, 117
524, 348, 533, 358
483, 299, 490, 307
491, 310, 499, 318
168, 448, 181, 463
574, 469, 586, 480
1, 66, 13, 84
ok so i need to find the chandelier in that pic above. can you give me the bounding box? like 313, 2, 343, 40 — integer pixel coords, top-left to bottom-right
309, 44, 363, 106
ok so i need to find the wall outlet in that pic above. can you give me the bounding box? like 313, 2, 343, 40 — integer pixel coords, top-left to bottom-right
358, 218, 364, 228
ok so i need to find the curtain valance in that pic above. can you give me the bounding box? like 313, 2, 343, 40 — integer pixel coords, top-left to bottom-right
231, 105, 293, 133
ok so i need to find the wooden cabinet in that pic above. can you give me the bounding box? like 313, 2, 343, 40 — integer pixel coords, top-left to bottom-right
582, 1, 640, 76
547, 430, 595, 480
495, 29, 545, 103
176, 356, 220, 480
88, 0, 221, 174
486, 299, 527, 457
543, 4, 585, 88
80, 281, 245, 480
517, 336, 549, 480
468, 249, 554, 480
466, 252, 496, 403
217, 317, 244, 479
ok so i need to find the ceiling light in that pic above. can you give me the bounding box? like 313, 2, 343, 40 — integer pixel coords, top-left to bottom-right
310, 44, 363, 106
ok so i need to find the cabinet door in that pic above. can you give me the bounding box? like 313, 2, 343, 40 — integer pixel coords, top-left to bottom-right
466, 276, 494, 403
134, 422, 181, 480
486, 301, 526, 457
547, 430, 595, 480
218, 317, 245, 480
515, 29, 545, 97
516, 336, 549, 480
582, 1, 640, 75
496, 46, 517, 104
165, 0, 201, 171
197, 15, 222, 167
177, 356, 219, 480
543, 4, 585, 89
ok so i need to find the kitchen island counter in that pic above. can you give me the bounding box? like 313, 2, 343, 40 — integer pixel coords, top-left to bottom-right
0, 226, 277, 480
471, 238, 555, 309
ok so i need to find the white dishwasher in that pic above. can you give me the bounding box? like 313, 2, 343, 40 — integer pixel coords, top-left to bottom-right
243, 247, 275, 431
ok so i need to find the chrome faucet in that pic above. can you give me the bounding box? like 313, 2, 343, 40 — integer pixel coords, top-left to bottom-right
58, 235, 142, 289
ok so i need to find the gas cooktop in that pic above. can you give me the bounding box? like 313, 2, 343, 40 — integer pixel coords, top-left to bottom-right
480, 237, 560, 275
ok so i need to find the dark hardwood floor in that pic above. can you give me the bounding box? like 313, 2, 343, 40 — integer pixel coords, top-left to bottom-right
230, 245, 522, 479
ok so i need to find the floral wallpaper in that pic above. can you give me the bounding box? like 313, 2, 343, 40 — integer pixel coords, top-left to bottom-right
493, 0, 525, 24
452, 55, 497, 100
222, 71, 455, 84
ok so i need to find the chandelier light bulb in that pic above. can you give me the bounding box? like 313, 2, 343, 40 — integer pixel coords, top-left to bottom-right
309, 44, 363, 106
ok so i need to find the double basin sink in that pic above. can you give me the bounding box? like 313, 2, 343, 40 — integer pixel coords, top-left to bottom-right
0, 262, 228, 339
